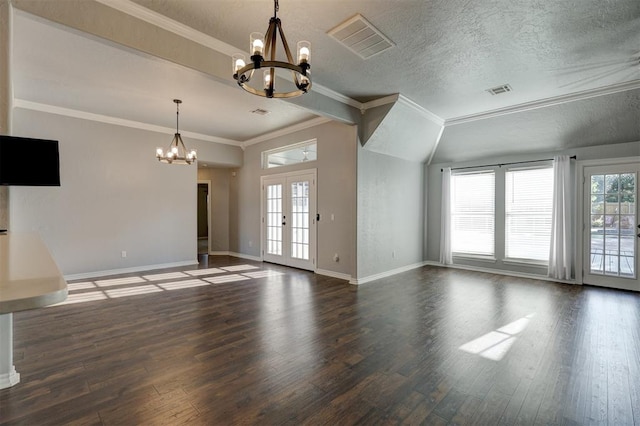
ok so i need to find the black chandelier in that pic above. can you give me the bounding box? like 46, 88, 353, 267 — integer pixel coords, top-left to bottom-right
232, 0, 311, 98
155, 99, 197, 165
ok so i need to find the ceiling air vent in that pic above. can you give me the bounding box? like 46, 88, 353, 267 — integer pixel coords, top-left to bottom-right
328, 14, 395, 60
251, 108, 270, 115
486, 84, 512, 95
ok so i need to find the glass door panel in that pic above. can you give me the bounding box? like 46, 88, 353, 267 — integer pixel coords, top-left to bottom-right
584, 164, 638, 291
262, 170, 316, 271
266, 183, 283, 256
291, 180, 310, 261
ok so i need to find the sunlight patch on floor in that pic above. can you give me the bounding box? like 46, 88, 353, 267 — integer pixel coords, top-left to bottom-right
52, 265, 287, 307
95, 276, 146, 287
205, 274, 251, 284
142, 272, 189, 281
56, 291, 108, 305
184, 268, 226, 276
105, 285, 164, 298
220, 265, 260, 272
158, 279, 210, 290
243, 270, 285, 279
459, 313, 535, 361
67, 282, 97, 291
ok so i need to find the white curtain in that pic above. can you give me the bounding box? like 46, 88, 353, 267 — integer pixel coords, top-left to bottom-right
440, 167, 453, 265
548, 155, 572, 280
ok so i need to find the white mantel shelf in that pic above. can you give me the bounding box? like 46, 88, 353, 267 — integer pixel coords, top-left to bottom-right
0, 232, 67, 389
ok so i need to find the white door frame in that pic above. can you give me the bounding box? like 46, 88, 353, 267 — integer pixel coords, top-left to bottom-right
260, 169, 317, 271
576, 157, 640, 290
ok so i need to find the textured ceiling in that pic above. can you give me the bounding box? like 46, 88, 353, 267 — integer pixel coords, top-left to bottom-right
130, 0, 640, 119
8, 0, 640, 163
434, 88, 640, 163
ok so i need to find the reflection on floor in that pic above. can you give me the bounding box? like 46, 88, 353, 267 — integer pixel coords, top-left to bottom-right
458, 313, 536, 361
54, 265, 284, 306
197, 238, 208, 254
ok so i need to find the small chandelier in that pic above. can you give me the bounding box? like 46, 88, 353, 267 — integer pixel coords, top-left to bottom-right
156, 99, 197, 165
232, 0, 311, 98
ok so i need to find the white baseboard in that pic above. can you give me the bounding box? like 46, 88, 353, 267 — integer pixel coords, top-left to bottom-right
350, 261, 429, 285
0, 366, 20, 390
64, 260, 198, 281
315, 268, 351, 281
422, 261, 577, 285
207, 251, 263, 262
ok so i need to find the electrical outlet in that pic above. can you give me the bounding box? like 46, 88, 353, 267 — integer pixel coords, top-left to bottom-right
121, 251, 127, 258
333, 253, 339, 262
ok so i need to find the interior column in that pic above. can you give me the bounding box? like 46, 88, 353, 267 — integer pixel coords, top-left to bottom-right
0, 0, 11, 230
0, 0, 19, 390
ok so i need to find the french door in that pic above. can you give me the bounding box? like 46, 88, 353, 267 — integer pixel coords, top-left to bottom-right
583, 163, 639, 291
261, 169, 316, 271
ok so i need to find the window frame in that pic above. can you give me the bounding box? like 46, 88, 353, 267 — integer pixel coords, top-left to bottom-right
261, 139, 317, 169
450, 169, 497, 260
504, 164, 554, 265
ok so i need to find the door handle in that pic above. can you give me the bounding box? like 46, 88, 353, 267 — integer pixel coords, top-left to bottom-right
282, 215, 286, 226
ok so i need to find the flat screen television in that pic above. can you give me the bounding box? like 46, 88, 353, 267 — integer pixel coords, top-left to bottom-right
0, 135, 61, 186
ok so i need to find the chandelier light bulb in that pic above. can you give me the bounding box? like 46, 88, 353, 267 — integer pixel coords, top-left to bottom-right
250, 32, 265, 56
297, 41, 311, 63
263, 70, 272, 90
235, 59, 245, 72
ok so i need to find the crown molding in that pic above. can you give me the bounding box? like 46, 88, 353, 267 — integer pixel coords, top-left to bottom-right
94, 0, 239, 57
311, 85, 362, 110
242, 116, 332, 147
96, 0, 362, 113
445, 79, 640, 126
13, 99, 242, 146
361, 94, 398, 110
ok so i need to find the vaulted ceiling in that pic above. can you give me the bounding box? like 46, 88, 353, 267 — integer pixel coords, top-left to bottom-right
8, 0, 640, 164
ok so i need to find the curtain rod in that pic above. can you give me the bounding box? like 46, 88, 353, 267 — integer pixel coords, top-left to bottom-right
441, 155, 576, 172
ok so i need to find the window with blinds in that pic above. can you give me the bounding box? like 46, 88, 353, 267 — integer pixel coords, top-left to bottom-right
505, 167, 553, 262
451, 171, 495, 256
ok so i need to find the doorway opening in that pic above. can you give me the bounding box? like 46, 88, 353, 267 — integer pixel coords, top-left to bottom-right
197, 181, 211, 255
261, 169, 317, 271
583, 162, 638, 292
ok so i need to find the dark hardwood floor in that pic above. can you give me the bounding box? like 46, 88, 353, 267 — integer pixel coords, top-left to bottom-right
1, 257, 639, 425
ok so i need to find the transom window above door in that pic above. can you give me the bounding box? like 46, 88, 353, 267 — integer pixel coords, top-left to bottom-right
262, 140, 317, 169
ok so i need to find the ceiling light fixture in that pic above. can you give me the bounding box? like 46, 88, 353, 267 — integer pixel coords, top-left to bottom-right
232, 0, 311, 99
156, 99, 197, 165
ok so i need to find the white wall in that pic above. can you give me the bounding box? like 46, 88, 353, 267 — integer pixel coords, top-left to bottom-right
230, 120, 357, 278
9, 108, 241, 276
356, 147, 424, 280
426, 140, 640, 276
